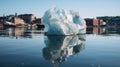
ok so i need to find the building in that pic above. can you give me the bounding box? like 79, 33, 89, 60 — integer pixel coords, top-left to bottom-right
0, 17, 6, 25
85, 18, 105, 27
4, 14, 25, 25
33, 18, 45, 29
0, 13, 45, 28
33, 18, 42, 24
0, 15, 25, 26
12, 17, 25, 25
18, 14, 36, 24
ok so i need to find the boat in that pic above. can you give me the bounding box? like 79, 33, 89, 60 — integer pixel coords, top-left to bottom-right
3, 21, 15, 27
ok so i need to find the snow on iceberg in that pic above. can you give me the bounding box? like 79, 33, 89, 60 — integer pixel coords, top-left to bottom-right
42, 7, 86, 35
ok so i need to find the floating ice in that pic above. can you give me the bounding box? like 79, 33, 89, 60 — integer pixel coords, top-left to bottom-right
42, 7, 86, 35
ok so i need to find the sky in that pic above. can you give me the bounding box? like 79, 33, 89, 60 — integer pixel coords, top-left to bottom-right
0, 0, 120, 18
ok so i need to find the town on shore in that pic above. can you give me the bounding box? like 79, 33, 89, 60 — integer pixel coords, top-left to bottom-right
0, 13, 44, 29
0, 13, 120, 29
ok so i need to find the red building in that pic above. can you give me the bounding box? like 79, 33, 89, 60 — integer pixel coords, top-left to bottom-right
85, 18, 105, 27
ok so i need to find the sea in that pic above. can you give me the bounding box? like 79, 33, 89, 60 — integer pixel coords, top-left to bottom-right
0, 26, 120, 67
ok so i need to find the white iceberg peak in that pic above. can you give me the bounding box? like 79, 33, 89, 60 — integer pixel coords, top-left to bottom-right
42, 7, 86, 35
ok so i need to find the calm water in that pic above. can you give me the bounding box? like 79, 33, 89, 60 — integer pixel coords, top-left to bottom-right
0, 27, 120, 67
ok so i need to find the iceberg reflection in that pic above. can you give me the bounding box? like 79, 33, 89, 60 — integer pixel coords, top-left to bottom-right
43, 35, 86, 67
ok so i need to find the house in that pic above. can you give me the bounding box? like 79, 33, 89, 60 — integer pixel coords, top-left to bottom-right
33, 18, 45, 29
85, 18, 105, 27
18, 14, 35, 24
12, 17, 25, 25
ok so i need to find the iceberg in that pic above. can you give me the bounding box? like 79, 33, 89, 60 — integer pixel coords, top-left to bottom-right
42, 7, 86, 35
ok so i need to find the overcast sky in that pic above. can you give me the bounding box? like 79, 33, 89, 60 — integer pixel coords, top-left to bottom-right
0, 0, 120, 18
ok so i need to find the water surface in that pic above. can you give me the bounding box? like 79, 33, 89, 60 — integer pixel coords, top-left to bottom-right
0, 27, 120, 67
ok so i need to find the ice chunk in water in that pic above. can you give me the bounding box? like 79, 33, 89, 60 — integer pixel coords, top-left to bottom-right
42, 7, 86, 35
